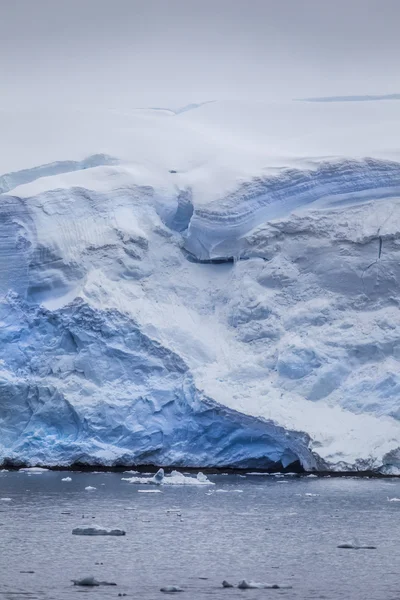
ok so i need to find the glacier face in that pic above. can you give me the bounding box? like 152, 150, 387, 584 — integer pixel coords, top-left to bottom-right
1, 100, 400, 471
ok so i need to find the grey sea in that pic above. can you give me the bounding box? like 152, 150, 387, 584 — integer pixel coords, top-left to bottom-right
1, 471, 399, 599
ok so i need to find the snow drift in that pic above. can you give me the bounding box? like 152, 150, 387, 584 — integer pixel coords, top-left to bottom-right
1, 100, 400, 472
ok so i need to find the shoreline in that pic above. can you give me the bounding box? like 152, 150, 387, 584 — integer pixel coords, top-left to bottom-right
1, 462, 398, 478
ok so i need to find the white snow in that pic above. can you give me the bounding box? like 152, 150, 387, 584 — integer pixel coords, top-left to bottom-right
1, 100, 400, 472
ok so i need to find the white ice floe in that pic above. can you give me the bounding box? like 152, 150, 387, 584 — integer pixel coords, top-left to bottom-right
72, 525, 126, 536
237, 580, 292, 589
85, 486, 96, 491
122, 468, 214, 486
62, 477, 72, 482
0, 497, 12, 502
160, 585, 184, 593
19, 467, 49, 474
72, 576, 117, 586
387, 497, 400, 502
138, 489, 162, 493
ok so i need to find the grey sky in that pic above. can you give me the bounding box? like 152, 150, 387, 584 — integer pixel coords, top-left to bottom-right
1, 0, 399, 108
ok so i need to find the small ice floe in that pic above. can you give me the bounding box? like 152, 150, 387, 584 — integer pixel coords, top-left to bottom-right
222, 580, 234, 588
19, 467, 49, 474
237, 580, 292, 589
304, 493, 320, 497
0, 498, 12, 502
72, 576, 117, 586
246, 472, 270, 476
160, 585, 184, 593
337, 542, 376, 550
62, 477, 72, 482
138, 489, 162, 493
72, 525, 126, 536
388, 497, 400, 502
214, 489, 243, 493
0, 469, 9, 472
306, 474, 318, 478
123, 470, 140, 474
124, 507, 136, 511
122, 468, 214, 486
85, 486, 96, 491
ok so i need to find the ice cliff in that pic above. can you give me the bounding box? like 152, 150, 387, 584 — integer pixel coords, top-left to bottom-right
1, 100, 400, 472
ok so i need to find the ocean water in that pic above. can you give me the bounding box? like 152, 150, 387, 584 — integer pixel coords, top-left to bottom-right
1, 471, 399, 599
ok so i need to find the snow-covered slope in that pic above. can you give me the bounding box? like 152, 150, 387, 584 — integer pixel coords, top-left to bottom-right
1, 100, 400, 471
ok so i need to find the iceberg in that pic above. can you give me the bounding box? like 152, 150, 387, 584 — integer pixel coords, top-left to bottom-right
1, 100, 400, 472
122, 469, 214, 486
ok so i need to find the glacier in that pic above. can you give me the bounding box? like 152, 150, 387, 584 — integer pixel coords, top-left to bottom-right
1, 100, 400, 472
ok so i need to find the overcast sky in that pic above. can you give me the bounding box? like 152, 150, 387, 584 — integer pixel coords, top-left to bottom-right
1, 0, 399, 109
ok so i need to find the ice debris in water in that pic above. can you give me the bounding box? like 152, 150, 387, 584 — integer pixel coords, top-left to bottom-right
222, 580, 234, 588
160, 585, 184, 593
72, 525, 126, 536
72, 576, 117, 586
0, 498, 12, 502
19, 467, 49, 474
237, 580, 292, 589
337, 542, 377, 550
122, 468, 214, 486
304, 493, 320, 497
388, 497, 400, 502
138, 489, 162, 493
85, 486, 96, 491
62, 477, 72, 482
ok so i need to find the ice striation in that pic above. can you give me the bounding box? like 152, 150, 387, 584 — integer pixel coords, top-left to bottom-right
1, 100, 400, 472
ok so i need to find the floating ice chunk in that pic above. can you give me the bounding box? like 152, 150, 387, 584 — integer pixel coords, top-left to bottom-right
123, 469, 213, 486
0, 497, 12, 502
72, 577, 100, 586
138, 489, 162, 493
306, 474, 318, 478
305, 493, 320, 497
160, 585, 184, 593
0, 469, 9, 472
196, 472, 209, 483
19, 467, 49, 474
85, 486, 96, 491
72, 576, 117, 586
337, 542, 377, 550
62, 477, 72, 482
72, 525, 126, 536
215, 489, 243, 493
388, 497, 400, 502
237, 580, 292, 589
222, 580, 234, 588
153, 468, 165, 484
